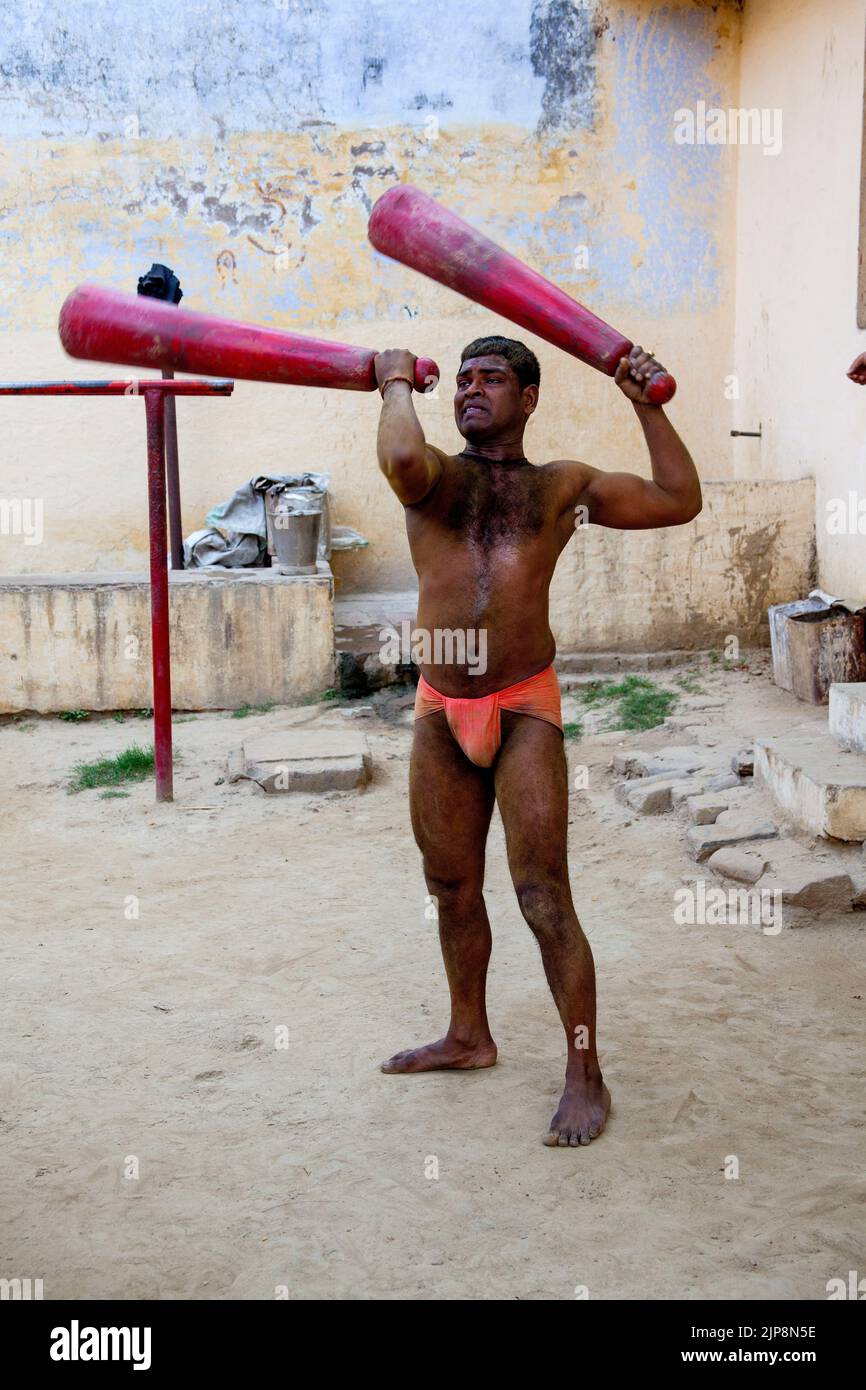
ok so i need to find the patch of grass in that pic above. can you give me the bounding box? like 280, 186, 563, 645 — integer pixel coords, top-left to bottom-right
674, 675, 705, 694
231, 702, 274, 719
574, 680, 610, 707
60, 709, 90, 722
708, 651, 720, 665
68, 743, 155, 793
562, 721, 584, 740
99, 789, 131, 800
611, 680, 678, 732
575, 674, 649, 704
135, 708, 154, 719
295, 687, 351, 706
575, 675, 677, 733
113, 712, 125, 723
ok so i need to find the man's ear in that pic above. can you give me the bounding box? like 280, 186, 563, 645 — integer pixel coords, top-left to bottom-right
523, 384, 539, 418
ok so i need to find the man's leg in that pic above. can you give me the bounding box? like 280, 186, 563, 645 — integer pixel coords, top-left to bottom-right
495, 712, 611, 1145
381, 710, 498, 1073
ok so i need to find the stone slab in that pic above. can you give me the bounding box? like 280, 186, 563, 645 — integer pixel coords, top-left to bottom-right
625, 781, 675, 814
706, 847, 769, 885
231, 729, 372, 793
612, 744, 714, 779
687, 814, 779, 862
683, 785, 754, 824
685, 793, 735, 825
615, 771, 706, 807
706, 772, 742, 792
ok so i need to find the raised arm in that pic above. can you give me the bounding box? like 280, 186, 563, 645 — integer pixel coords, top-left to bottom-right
375, 348, 443, 507
561, 346, 702, 529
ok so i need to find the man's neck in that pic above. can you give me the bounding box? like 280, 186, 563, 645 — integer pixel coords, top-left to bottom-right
459, 445, 529, 464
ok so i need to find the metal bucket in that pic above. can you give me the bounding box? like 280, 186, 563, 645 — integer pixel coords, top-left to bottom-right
265, 488, 322, 574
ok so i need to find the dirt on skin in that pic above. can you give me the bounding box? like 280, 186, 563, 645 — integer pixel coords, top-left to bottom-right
1, 650, 864, 1301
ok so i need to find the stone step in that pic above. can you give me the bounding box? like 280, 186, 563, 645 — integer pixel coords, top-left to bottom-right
334, 623, 415, 696
334, 591, 418, 627
556, 649, 707, 673
754, 733, 866, 841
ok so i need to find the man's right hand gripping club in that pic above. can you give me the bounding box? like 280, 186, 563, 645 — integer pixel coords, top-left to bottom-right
374, 349, 445, 507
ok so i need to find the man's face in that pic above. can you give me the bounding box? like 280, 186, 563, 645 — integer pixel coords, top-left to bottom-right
454, 354, 536, 441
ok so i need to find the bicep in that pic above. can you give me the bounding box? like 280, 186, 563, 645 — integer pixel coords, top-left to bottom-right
568, 462, 691, 530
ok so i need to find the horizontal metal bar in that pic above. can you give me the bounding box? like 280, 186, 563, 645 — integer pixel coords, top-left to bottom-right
0, 379, 234, 396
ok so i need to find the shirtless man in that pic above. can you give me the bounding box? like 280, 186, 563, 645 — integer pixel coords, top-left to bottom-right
374, 334, 701, 1146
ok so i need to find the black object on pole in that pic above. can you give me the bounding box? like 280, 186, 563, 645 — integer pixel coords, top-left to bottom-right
137, 264, 184, 569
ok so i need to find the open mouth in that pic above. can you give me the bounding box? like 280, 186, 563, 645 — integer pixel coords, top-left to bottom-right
463, 405, 487, 416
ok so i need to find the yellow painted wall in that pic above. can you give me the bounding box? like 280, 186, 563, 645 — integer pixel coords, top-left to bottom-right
0, 1, 742, 594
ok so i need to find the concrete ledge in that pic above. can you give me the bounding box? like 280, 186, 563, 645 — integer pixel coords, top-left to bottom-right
0, 566, 334, 712
754, 734, 866, 841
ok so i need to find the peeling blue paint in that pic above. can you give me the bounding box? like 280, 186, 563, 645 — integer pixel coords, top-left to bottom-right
593, 5, 724, 312
0, 0, 550, 139
0, 1, 728, 329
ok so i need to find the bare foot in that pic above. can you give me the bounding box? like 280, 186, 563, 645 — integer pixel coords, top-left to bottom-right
543, 1076, 611, 1147
380, 1034, 497, 1074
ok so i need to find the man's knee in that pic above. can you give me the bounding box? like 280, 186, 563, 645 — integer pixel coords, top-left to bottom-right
423, 868, 484, 915
514, 879, 571, 936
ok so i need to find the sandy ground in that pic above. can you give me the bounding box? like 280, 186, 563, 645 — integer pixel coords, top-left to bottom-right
2, 650, 865, 1301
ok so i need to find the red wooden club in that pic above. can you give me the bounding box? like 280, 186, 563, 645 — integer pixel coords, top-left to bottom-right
58, 284, 439, 393
368, 184, 676, 405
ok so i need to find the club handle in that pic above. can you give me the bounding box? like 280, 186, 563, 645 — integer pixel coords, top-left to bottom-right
645, 370, 677, 405
413, 358, 439, 392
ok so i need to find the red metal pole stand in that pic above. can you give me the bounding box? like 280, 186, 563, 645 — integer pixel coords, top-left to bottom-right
143, 388, 173, 801
0, 377, 234, 801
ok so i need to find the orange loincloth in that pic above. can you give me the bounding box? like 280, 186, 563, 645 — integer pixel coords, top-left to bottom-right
414, 663, 563, 768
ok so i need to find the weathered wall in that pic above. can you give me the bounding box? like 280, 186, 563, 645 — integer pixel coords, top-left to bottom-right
733, 0, 866, 602
0, 569, 334, 712
0, 0, 742, 593
550, 477, 816, 651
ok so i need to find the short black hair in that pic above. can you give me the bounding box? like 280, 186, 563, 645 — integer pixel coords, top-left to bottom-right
459, 335, 540, 393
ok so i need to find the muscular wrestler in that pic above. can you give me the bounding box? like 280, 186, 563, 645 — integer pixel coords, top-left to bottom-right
374, 335, 701, 1146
